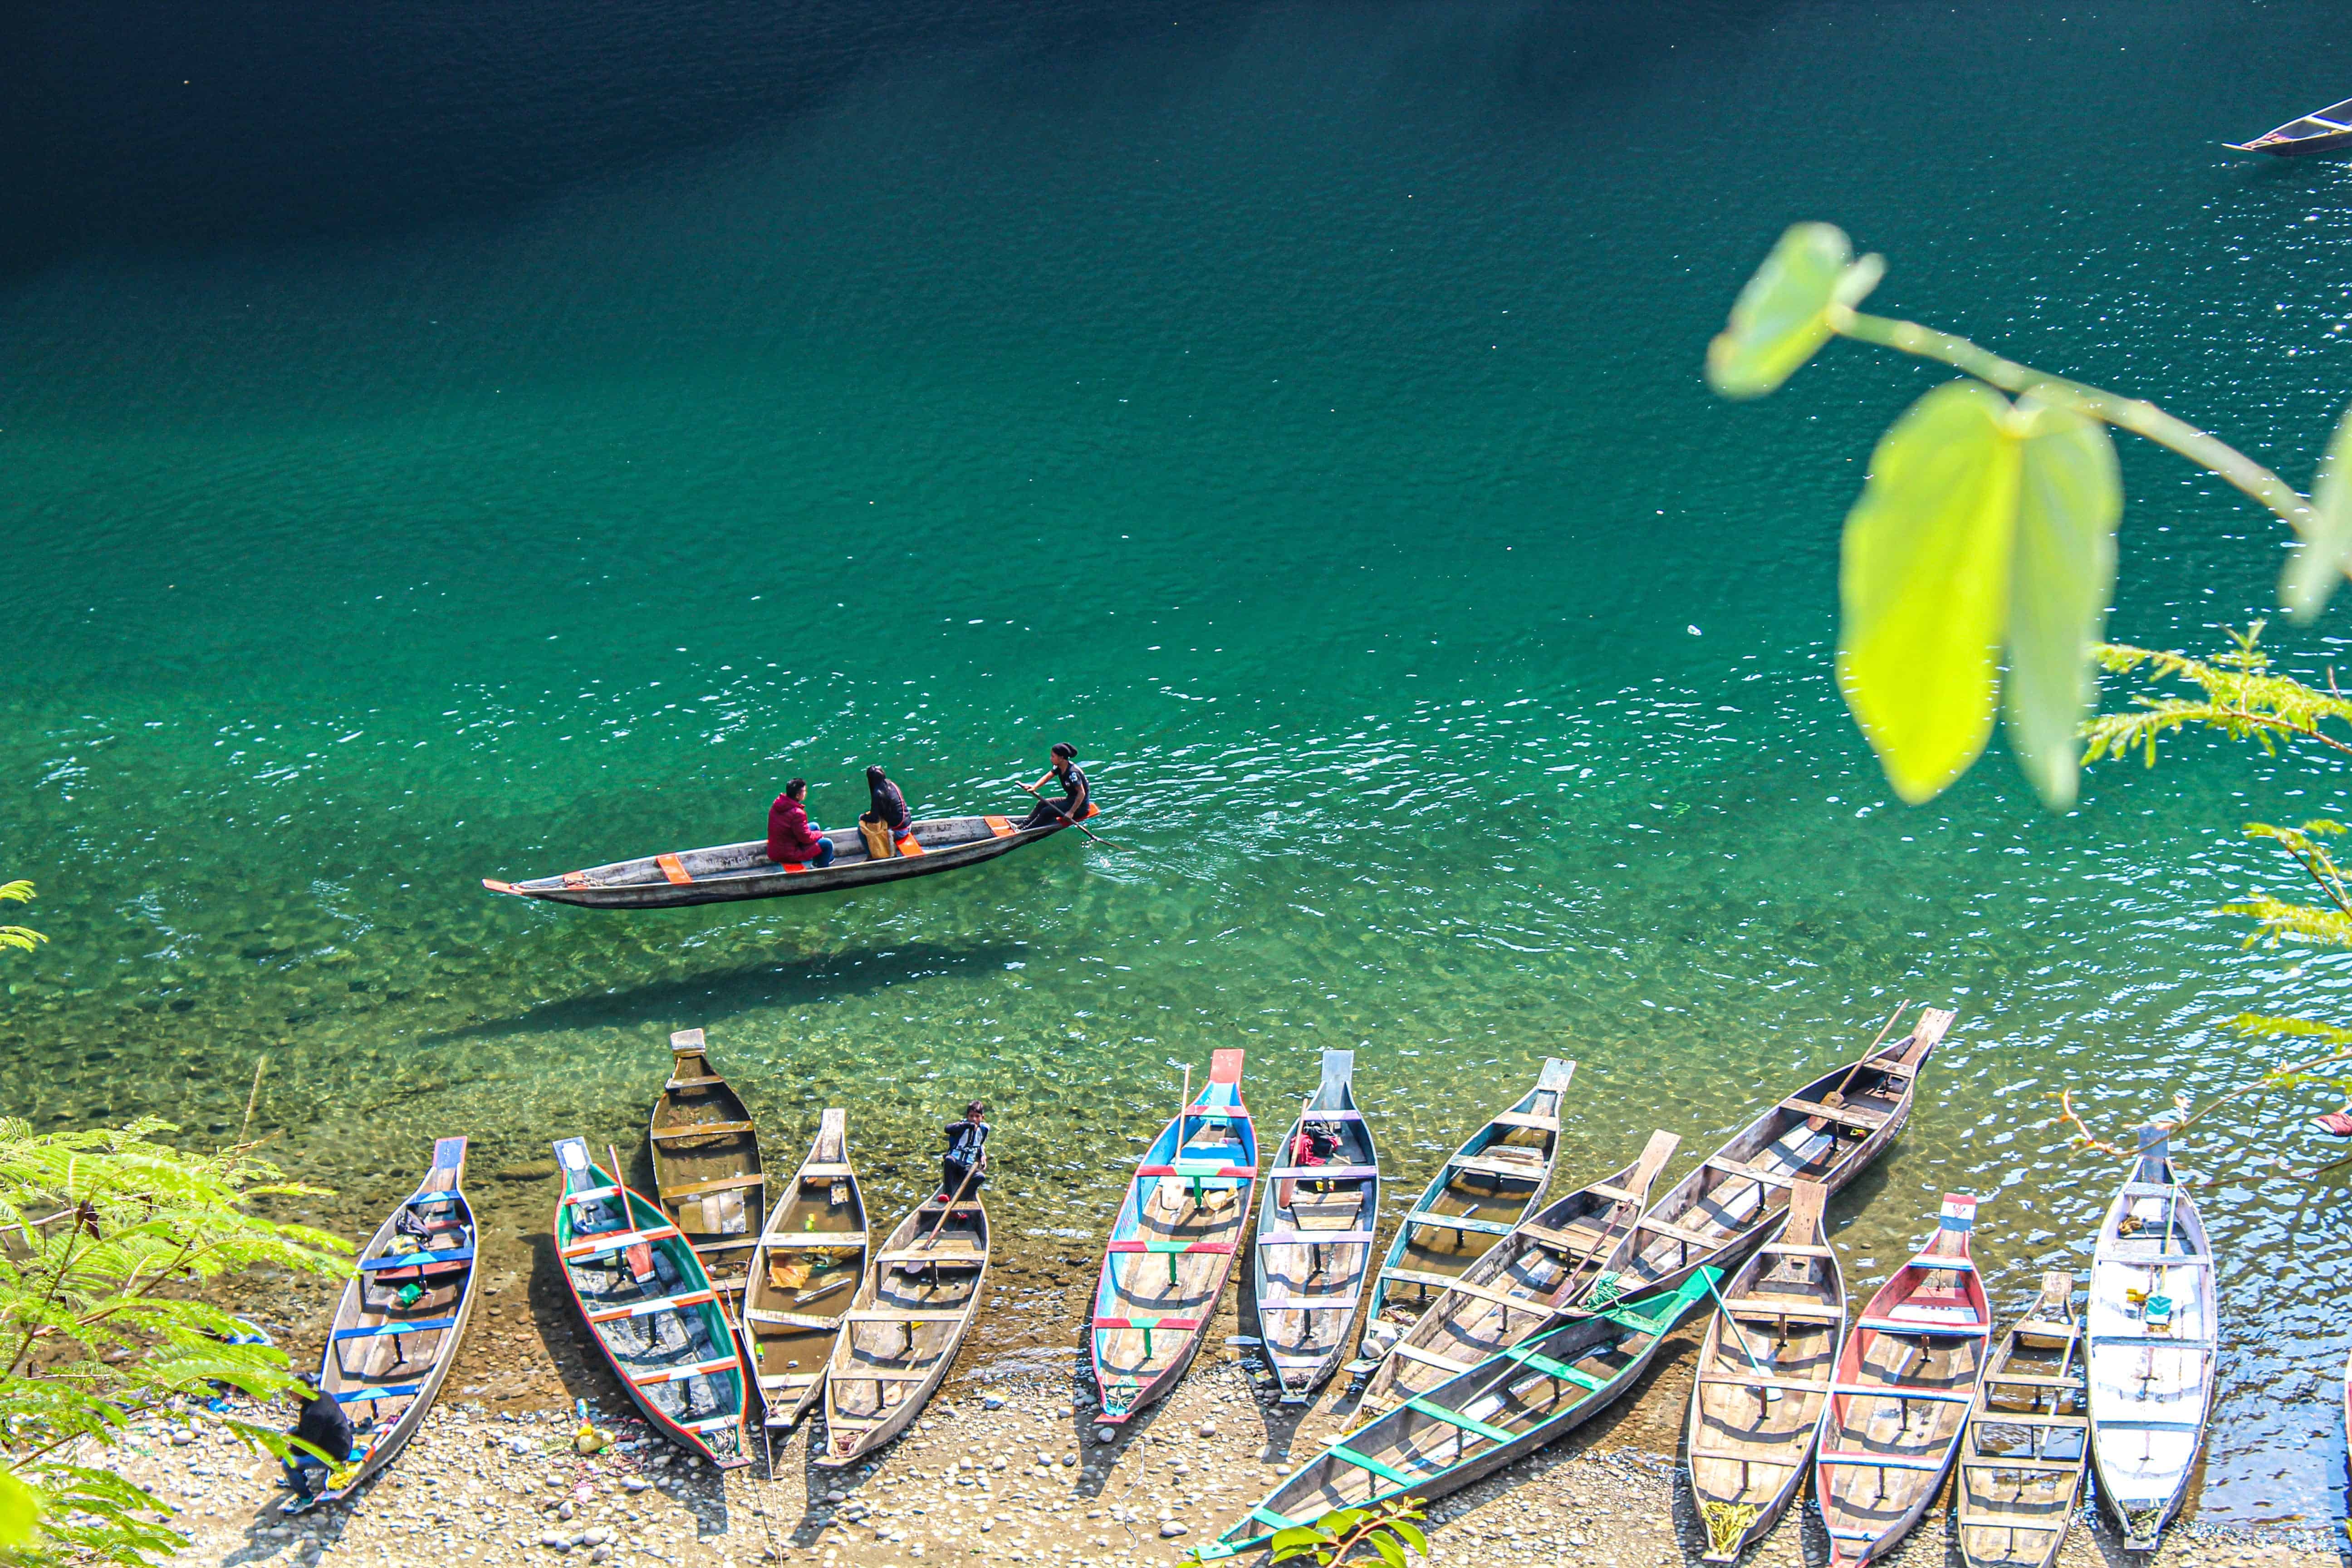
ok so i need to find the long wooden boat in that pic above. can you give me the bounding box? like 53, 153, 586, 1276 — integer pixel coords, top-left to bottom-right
648, 1028, 765, 1307
818, 1189, 990, 1466
740, 1108, 868, 1439
1192, 1269, 1720, 1563
1608, 1007, 1953, 1308
1357, 1058, 1574, 1361
288, 1137, 480, 1514
1250, 1049, 1378, 1403
2228, 98, 2352, 156
2087, 1126, 2216, 1552
1956, 1270, 2088, 1568
1359, 1129, 1679, 1414
1092, 1049, 1258, 1422
482, 803, 1098, 910
1815, 1193, 1990, 1568
552, 1136, 752, 1468
1684, 1178, 1845, 1563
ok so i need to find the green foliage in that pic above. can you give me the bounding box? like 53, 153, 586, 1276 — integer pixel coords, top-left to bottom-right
1712, 222, 2340, 809
1835, 384, 2119, 806
1266, 1496, 1429, 1567
0, 882, 42, 957
1705, 223, 1884, 399
0, 1118, 352, 1565
2082, 627, 2352, 767
2284, 401, 2352, 620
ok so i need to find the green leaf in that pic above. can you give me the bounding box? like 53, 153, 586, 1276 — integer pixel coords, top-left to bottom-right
1371, 1533, 1410, 1568
1706, 224, 1883, 399
1270, 1528, 1331, 1553
0, 1468, 40, 1547
1318, 1510, 1370, 1534
2001, 397, 2120, 808
1389, 1520, 1431, 1555
1838, 381, 2023, 803
2283, 399, 2352, 621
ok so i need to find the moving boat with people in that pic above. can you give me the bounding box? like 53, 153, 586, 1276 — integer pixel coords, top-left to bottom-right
741, 1109, 868, 1438
1092, 1049, 1259, 1422
648, 1029, 764, 1308
481, 806, 1097, 910
2087, 1127, 2216, 1553
1956, 1271, 2089, 1568
1815, 1193, 1990, 1568
1683, 1179, 1845, 1564
1357, 1059, 1574, 1361
1250, 1049, 1379, 1402
552, 1137, 752, 1467
288, 1137, 481, 1514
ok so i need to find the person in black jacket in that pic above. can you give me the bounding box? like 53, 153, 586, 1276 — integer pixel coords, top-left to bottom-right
1018, 743, 1091, 830
939, 1102, 989, 1201
863, 766, 912, 837
281, 1375, 354, 1495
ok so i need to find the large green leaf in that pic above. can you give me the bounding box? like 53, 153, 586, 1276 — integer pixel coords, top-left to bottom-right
2003, 398, 2120, 808
0, 1467, 42, 1547
2283, 399, 2352, 621
1705, 224, 1882, 400
1838, 381, 2023, 803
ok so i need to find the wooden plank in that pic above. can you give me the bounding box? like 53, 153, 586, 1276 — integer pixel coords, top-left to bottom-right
653, 1121, 755, 1141
660, 1174, 767, 1199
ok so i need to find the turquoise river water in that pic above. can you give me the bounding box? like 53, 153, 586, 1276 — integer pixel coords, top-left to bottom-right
9, 0, 2352, 1525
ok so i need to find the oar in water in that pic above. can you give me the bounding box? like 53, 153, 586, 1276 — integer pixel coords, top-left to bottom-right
1013, 779, 1132, 851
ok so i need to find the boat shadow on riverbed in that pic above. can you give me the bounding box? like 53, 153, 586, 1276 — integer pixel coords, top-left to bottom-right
414, 940, 1034, 1046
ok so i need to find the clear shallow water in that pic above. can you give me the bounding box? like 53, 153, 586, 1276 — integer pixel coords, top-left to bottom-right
10, 0, 2352, 1524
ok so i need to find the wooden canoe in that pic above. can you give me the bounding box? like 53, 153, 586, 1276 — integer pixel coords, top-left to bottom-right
1194, 1270, 1721, 1563
648, 1028, 764, 1307
2228, 98, 2352, 156
818, 1191, 990, 1467
1608, 1007, 1953, 1306
288, 1137, 480, 1514
1815, 1193, 1990, 1568
553, 1137, 752, 1468
482, 804, 1097, 910
1359, 1129, 1679, 1414
1683, 1178, 1845, 1563
2087, 1125, 2216, 1551
741, 1108, 868, 1436
1957, 1270, 2088, 1568
1092, 1049, 1258, 1422
1358, 1058, 1574, 1359
1250, 1049, 1379, 1403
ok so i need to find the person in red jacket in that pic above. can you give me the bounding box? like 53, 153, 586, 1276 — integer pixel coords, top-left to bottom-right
765, 779, 836, 867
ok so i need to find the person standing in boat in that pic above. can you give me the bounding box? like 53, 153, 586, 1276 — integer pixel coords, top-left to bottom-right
1017, 742, 1092, 830
939, 1101, 989, 1202
859, 764, 913, 857
765, 779, 836, 868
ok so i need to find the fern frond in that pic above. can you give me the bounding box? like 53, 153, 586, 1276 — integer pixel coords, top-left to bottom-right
2219, 893, 2352, 948
2228, 1012, 2352, 1043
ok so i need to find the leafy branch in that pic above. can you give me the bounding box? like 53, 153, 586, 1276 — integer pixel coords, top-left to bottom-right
1708, 223, 2352, 810
0, 882, 42, 956
1269, 1496, 1430, 1568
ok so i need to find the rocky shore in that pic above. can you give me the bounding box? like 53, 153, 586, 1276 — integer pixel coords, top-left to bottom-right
107, 1258, 2338, 1568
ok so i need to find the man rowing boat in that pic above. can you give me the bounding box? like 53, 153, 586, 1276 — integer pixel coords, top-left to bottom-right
1018, 742, 1092, 830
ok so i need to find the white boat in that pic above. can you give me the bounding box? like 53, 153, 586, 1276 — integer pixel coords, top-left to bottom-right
2086, 1126, 2216, 1551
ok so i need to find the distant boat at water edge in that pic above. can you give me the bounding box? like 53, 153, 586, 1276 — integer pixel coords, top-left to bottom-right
2228, 98, 2352, 156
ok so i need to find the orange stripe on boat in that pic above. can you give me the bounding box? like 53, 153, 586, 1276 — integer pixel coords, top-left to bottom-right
481, 879, 520, 895
984, 815, 1016, 838
656, 854, 693, 886
896, 835, 925, 857
562, 872, 590, 889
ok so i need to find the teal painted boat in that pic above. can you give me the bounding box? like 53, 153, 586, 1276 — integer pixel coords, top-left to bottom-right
553, 1136, 753, 1467
1197, 1268, 1720, 1561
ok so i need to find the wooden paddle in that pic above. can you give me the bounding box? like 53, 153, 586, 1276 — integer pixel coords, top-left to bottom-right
919, 1149, 985, 1250
1013, 779, 1131, 851
1807, 1000, 1912, 1133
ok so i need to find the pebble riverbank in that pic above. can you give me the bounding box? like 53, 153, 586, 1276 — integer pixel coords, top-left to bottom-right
100, 1294, 2343, 1568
